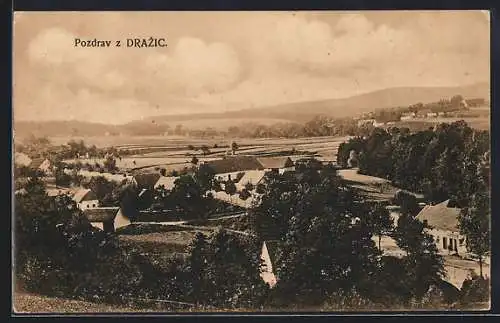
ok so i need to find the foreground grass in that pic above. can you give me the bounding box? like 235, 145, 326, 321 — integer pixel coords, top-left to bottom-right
13, 292, 158, 314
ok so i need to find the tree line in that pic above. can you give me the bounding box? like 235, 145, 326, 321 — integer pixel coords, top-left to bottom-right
337, 121, 491, 279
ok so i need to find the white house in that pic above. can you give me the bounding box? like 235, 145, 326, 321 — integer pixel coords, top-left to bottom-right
72, 188, 100, 210
257, 157, 295, 175
416, 199, 467, 255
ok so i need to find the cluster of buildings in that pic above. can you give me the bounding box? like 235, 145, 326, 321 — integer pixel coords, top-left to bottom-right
15, 149, 480, 289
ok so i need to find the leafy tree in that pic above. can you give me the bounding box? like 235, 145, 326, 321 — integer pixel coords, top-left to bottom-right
171, 175, 207, 219
231, 142, 239, 155
104, 156, 118, 172
459, 191, 490, 277
224, 180, 237, 196
239, 188, 251, 201
364, 202, 394, 251
191, 156, 199, 166
244, 182, 255, 191
82, 176, 119, 206
392, 191, 420, 217
393, 214, 445, 298
185, 228, 269, 308
194, 164, 216, 193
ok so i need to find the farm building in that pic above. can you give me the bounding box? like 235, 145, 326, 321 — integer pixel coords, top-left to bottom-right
72, 188, 100, 210
83, 207, 130, 233
154, 176, 178, 191
14, 152, 32, 167
416, 109, 432, 118
132, 173, 161, 190
236, 170, 267, 191
204, 156, 264, 175
30, 158, 52, 174
210, 190, 261, 209
416, 199, 467, 256
257, 157, 295, 174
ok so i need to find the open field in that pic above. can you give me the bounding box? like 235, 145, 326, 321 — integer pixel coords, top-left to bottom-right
60, 136, 348, 171
403, 117, 490, 130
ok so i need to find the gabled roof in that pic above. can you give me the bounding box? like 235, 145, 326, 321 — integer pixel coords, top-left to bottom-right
30, 158, 46, 170
257, 157, 294, 169
416, 200, 462, 232
154, 176, 178, 190
72, 188, 98, 203
133, 173, 161, 189
205, 156, 264, 174
237, 170, 266, 188
83, 207, 120, 222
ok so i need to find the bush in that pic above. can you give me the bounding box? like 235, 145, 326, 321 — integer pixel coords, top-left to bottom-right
460, 272, 490, 305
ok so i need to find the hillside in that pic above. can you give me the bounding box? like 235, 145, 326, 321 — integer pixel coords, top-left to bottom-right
145, 82, 489, 123
13, 82, 489, 138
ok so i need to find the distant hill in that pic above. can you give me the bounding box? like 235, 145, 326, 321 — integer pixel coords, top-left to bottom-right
146, 82, 490, 123
14, 82, 489, 138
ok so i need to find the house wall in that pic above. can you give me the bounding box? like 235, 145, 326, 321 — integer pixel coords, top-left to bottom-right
78, 199, 100, 210
216, 172, 241, 182
260, 242, 277, 288
114, 209, 131, 229
426, 228, 467, 255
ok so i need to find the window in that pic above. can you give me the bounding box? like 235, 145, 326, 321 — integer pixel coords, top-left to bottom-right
92, 204, 96, 208
459, 238, 465, 246
443, 238, 447, 250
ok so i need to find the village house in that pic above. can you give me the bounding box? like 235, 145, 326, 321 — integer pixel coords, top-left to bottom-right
416, 199, 467, 256
427, 112, 438, 118
416, 109, 432, 118
236, 170, 267, 191
257, 157, 295, 174
72, 188, 100, 210
30, 157, 53, 175
400, 112, 416, 121
83, 207, 131, 233
153, 176, 178, 191
204, 156, 264, 182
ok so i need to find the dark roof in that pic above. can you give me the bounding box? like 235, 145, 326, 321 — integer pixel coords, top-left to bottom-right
257, 157, 294, 169
83, 207, 120, 222
205, 156, 264, 174
133, 173, 161, 189
30, 158, 45, 169
416, 200, 461, 231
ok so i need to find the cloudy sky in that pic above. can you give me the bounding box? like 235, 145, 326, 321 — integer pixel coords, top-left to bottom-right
13, 11, 490, 124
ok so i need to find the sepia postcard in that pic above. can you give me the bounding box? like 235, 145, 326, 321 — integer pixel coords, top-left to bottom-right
12, 10, 491, 314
